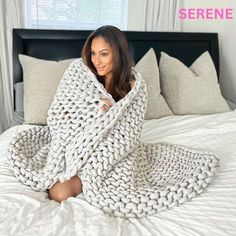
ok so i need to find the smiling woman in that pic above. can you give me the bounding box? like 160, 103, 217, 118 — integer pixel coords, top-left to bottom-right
48, 25, 135, 202
90, 37, 113, 82
81, 25, 134, 102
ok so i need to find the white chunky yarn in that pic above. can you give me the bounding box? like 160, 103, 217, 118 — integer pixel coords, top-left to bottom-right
8, 59, 219, 218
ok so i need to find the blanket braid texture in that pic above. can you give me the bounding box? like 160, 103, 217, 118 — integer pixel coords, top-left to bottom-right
8, 59, 219, 218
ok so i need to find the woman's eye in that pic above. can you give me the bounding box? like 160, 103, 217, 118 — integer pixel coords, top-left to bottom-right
91, 51, 95, 56
101, 53, 108, 57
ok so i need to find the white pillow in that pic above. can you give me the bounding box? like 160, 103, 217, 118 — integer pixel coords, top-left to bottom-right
159, 51, 230, 115
135, 48, 173, 119
19, 54, 75, 125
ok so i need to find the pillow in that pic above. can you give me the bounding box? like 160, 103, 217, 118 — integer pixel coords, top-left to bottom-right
19, 55, 75, 125
135, 48, 173, 119
14, 82, 24, 113
10, 111, 24, 126
159, 51, 230, 115
11, 82, 24, 126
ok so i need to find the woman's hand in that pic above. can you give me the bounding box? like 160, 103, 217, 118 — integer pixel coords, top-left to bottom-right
100, 97, 113, 112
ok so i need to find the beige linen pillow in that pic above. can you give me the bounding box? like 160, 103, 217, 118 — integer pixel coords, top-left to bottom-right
159, 51, 230, 115
19, 54, 75, 125
135, 48, 173, 119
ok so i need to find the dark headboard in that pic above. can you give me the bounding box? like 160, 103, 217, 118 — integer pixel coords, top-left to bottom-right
13, 28, 219, 86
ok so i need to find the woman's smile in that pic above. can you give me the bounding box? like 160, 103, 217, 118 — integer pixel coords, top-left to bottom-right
96, 66, 106, 72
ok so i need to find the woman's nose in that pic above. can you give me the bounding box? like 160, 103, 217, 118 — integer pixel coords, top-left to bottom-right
94, 55, 101, 65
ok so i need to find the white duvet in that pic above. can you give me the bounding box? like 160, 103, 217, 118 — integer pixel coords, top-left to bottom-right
1, 111, 236, 236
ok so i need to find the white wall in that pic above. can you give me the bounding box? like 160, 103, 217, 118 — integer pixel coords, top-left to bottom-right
182, 0, 236, 104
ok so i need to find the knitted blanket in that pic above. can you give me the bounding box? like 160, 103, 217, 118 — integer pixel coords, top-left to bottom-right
9, 59, 219, 218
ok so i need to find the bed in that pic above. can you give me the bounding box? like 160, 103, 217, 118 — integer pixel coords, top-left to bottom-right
0, 28, 236, 235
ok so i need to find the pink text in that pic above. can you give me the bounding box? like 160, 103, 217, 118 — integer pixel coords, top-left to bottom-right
179, 8, 233, 20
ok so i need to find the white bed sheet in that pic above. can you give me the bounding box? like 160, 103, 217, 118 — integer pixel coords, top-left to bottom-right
1, 111, 236, 236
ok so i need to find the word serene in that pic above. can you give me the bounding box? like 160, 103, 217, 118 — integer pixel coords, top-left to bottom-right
179, 8, 233, 20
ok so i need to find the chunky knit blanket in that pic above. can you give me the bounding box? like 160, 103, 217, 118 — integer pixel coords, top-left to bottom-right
9, 59, 219, 218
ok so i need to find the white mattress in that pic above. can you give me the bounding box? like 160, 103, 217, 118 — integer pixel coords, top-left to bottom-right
1, 111, 236, 236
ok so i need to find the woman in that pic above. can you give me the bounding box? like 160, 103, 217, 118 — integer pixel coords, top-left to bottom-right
48, 25, 136, 202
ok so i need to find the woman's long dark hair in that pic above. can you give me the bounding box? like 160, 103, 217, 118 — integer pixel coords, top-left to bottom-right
81, 25, 134, 101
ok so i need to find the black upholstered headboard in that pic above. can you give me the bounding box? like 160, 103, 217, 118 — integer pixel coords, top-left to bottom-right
13, 28, 219, 86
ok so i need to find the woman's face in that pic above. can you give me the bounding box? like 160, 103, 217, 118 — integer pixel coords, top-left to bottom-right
91, 36, 113, 80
